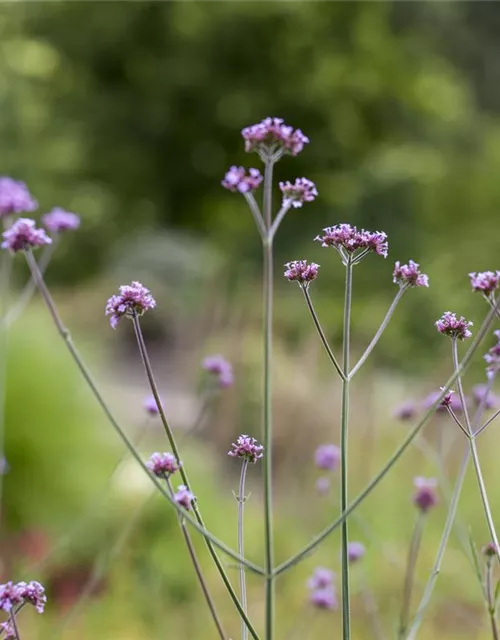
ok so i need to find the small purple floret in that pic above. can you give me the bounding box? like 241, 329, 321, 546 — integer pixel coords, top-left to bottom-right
284, 260, 320, 286
279, 178, 318, 209
347, 541, 366, 563
315, 224, 388, 260
228, 434, 264, 463
222, 166, 263, 193
1, 218, 52, 253
435, 312, 473, 341
483, 542, 499, 558
0, 177, 37, 217
423, 389, 465, 414
413, 476, 438, 513
143, 394, 162, 415
42, 207, 81, 233
174, 485, 195, 511
393, 261, 429, 288
314, 444, 340, 472
146, 452, 180, 478
310, 587, 337, 610
105, 281, 156, 329
307, 567, 335, 590
241, 117, 309, 157
202, 355, 234, 388
469, 271, 500, 297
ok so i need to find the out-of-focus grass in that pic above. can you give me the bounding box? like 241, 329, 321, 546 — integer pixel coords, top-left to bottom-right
5, 302, 499, 639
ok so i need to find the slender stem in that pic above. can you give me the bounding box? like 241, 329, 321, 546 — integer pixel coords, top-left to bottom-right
24, 250, 263, 640
268, 204, 290, 240
405, 446, 469, 640
0, 248, 12, 516
9, 611, 20, 640
452, 339, 500, 561
476, 406, 500, 438
237, 460, 249, 640
398, 512, 425, 638
132, 314, 262, 637
350, 286, 407, 379
446, 407, 471, 438
2, 240, 57, 328
275, 295, 500, 577
302, 287, 345, 380
262, 157, 275, 640
243, 192, 267, 241
340, 258, 353, 640
166, 477, 226, 640
486, 557, 500, 640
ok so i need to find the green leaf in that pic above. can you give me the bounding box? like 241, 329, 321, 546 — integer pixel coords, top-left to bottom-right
468, 530, 487, 599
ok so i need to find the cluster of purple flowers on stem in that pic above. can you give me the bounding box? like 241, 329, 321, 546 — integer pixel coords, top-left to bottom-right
228, 435, 264, 464
42, 207, 81, 233
241, 117, 309, 157
284, 260, 320, 287
221, 167, 263, 194
314, 223, 388, 260
105, 281, 156, 329
1, 219, 51, 253
145, 452, 194, 511
469, 271, 500, 297
307, 567, 337, 610
435, 311, 473, 341
413, 477, 438, 513
0, 177, 37, 217
0, 580, 46, 614
279, 178, 318, 209
202, 355, 234, 389
393, 261, 429, 288
485, 330, 500, 376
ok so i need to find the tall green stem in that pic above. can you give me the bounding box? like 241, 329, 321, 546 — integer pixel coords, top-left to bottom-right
262, 158, 275, 640
398, 512, 425, 638
238, 460, 249, 640
341, 258, 353, 640
486, 557, 500, 640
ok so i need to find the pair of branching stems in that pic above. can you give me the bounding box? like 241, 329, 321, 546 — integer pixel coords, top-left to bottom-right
7, 202, 500, 640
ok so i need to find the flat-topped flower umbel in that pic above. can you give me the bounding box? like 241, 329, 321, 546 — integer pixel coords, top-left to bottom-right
284, 260, 320, 286
222, 166, 263, 193
228, 435, 264, 464
0, 580, 46, 614
393, 261, 429, 288
279, 178, 318, 209
42, 207, 81, 233
469, 271, 500, 297
105, 281, 156, 329
147, 452, 180, 478
315, 223, 388, 261
1, 218, 51, 253
0, 177, 37, 217
242, 117, 309, 157
435, 311, 473, 341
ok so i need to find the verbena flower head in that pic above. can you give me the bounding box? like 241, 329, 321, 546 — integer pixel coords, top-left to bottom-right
284, 260, 320, 287
309, 587, 338, 610
483, 542, 499, 558
393, 261, 429, 288
316, 477, 330, 496
423, 389, 464, 414
279, 178, 318, 209
16, 580, 46, 614
228, 435, 264, 463
435, 312, 473, 341
143, 394, 162, 415
347, 541, 366, 564
105, 281, 156, 329
413, 477, 438, 513
0, 177, 37, 217
314, 224, 388, 262
393, 400, 418, 421
307, 567, 334, 590
484, 331, 500, 376
472, 384, 499, 410
42, 207, 81, 233
241, 117, 309, 158
314, 444, 340, 471
1, 218, 51, 253
221, 166, 263, 193
146, 452, 180, 477
469, 271, 500, 297
174, 485, 195, 511
0, 582, 23, 612
202, 355, 234, 388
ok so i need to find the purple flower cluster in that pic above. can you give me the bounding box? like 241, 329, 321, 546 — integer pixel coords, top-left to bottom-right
438, 387, 455, 408
202, 355, 234, 389
485, 331, 500, 376
347, 541, 366, 564
284, 260, 320, 286
42, 207, 81, 233
228, 435, 264, 464
314, 444, 340, 471
393, 261, 429, 288
143, 394, 162, 415
279, 178, 318, 209
0, 177, 37, 217
146, 452, 180, 478
221, 166, 263, 194
1, 218, 52, 253
435, 312, 473, 341
469, 271, 500, 297
483, 542, 499, 558
423, 389, 465, 414
307, 567, 337, 610
241, 117, 309, 157
174, 485, 195, 511
314, 224, 388, 260
0, 580, 46, 614
105, 281, 156, 329
413, 477, 438, 513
